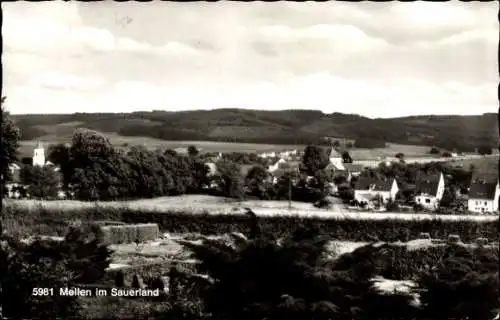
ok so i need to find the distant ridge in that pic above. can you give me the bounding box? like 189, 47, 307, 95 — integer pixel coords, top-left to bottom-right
11, 109, 498, 151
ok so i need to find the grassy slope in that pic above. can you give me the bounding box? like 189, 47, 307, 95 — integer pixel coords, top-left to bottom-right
11, 110, 498, 155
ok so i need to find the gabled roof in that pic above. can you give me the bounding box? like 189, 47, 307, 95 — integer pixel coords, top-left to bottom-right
415, 172, 442, 197
269, 158, 285, 166
329, 147, 342, 158
469, 179, 498, 200
354, 177, 394, 192
326, 162, 345, 171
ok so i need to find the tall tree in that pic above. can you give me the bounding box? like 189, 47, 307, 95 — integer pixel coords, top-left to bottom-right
245, 165, 270, 198
68, 129, 118, 200
47, 143, 72, 191
342, 151, 353, 163
21, 166, 60, 199
301, 145, 329, 176
188, 145, 200, 157
1, 97, 21, 189
215, 160, 244, 199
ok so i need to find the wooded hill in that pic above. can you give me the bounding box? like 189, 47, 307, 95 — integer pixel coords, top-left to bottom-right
11, 109, 498, 151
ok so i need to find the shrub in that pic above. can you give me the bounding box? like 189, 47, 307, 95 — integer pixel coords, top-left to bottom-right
418, 244, 499, 320
98, 223, 160, 245
313, 198, 332, 209
429, 147, 440, 154
0, 226, 112, 319
385, 200, 400, 212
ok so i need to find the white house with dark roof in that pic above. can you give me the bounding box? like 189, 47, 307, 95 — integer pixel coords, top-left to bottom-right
414, 172, 445, 211
354, 177, 399, 208
467, 177, 499, 213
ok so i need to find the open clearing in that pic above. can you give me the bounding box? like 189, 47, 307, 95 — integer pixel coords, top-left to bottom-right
6, 195, 497, 221
105, 234, 498, 267
19, 133, 437, 159
350, 143, 433, 160
445, 156, 498, 173
18, 136, 306, 158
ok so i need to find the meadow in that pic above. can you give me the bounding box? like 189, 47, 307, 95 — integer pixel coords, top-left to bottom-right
5, 195, 498, 221
445, 155, 498, 173
17, 119, 444, 159
19, 135, 440, 160
18, 136, 306, 158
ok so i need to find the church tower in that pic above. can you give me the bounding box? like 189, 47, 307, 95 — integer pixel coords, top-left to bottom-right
33, 141, 45, 167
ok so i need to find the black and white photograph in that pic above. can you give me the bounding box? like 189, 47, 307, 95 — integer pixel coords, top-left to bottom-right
1, 1, 499, 319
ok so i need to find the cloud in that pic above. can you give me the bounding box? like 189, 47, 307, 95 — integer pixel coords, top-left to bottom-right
2, 1, 497, 117
3, 3, 199, 57
28, 73, 107, 91
258, 23, 388, 55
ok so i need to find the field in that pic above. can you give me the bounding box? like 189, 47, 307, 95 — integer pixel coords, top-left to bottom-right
18, 127, 438, 159
445, 155, 498, 173
5, 195, 498, 221
18, 136, 307, 158
350, 143, 434, 160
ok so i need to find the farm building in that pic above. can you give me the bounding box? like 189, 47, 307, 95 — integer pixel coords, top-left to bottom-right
467, 176, 499, 214
414, 172, 445, 211
354, 177, 399, 208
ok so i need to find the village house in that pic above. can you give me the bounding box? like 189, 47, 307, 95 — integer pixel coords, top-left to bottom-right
414, 172, 445, 211
342, 163, 364, 177
328, 147, 344, 170
467, 176, 499, 214
277, 149, 297, 160
267, 158, 286, 173
354, 177, 399, 208
6, 163, 22, 198
259, 151, 276, 159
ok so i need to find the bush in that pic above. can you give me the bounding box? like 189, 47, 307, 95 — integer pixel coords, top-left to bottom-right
0, 226, 112, 319
313, 198, 332, 209
98, 223, 160, 245
429, 147, 440, 154
418, 245, 499, 319
385, 200, 400, 212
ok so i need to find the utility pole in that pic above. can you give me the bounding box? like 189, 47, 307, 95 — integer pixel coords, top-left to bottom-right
288, 167, 298, 210
288, 173, 292, 210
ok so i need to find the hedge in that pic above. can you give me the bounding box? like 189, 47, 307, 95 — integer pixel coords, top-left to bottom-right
97, 224, 159, 245
4, 204, 499, 243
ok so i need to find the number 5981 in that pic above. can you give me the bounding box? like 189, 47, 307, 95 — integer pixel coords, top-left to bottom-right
32, 288, 54, 296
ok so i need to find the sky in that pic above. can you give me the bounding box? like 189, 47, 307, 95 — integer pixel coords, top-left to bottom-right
2, 1, 498, 118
